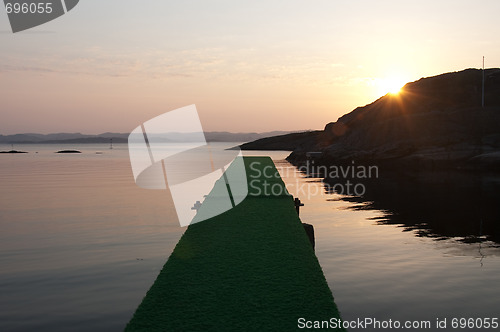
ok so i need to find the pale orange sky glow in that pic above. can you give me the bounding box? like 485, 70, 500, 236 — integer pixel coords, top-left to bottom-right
1, 0, 500, 134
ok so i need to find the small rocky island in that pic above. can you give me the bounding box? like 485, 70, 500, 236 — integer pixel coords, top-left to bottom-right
241, 68, 500, 171
0, 150, 28, 154
56, 150, 82, 154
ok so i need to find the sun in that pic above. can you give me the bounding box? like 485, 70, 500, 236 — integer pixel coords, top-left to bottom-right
377, 76, 407, 96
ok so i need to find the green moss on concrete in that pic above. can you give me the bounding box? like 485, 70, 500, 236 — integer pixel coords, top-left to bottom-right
126, 157, 344, 331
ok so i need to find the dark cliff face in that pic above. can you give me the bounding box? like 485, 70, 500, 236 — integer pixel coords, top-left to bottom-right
313, 68, 500, 169
335, 68, 500, 129
240, 68, 500, 170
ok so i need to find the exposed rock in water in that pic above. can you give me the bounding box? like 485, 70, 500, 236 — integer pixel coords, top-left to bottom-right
0, 150, 28, 154
56, 150, 82, 154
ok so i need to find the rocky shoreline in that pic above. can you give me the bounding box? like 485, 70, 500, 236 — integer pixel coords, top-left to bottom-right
242, 68, 500, 172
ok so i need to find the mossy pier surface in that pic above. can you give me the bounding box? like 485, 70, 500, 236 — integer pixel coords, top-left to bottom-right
126, 157, 344, 331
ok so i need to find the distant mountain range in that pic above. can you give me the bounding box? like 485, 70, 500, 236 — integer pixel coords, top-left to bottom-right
0, 131, 302, 144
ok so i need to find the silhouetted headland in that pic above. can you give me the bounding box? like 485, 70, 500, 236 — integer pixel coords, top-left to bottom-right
241, 68, 500, 245
242, 68, 500, 172
238, 130, 321, 150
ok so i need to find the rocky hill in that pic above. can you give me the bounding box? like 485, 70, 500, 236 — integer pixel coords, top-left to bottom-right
245, 68, 500, 171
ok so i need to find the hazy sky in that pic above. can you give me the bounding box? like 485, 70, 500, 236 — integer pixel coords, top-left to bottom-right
1, 0, 499, 134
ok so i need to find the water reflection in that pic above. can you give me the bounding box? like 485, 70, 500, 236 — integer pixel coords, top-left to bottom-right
283, 160, 500, 328
318, 169, 500, 245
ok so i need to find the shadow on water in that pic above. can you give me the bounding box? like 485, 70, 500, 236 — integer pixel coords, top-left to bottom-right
319, 168, 500, 245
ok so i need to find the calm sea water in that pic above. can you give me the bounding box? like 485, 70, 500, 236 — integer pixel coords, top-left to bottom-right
1, 143, 499, 331
275, 161, 500, 331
